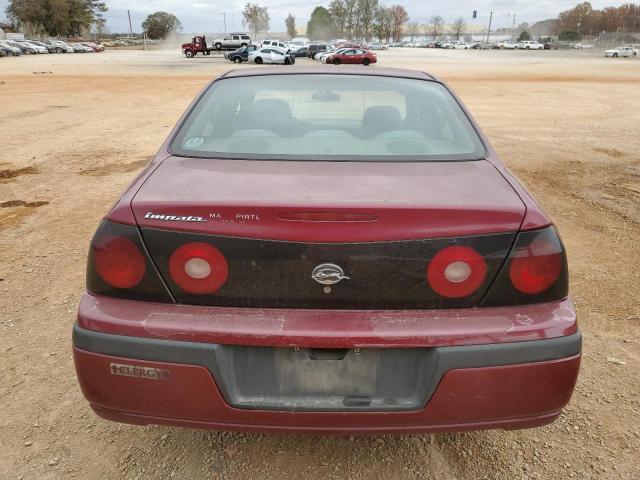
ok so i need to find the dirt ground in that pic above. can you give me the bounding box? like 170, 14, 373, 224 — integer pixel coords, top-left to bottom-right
0, 48, 639, 480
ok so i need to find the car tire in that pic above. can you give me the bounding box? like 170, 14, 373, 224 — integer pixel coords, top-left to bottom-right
284, 57, 291, 65
255, 57, 263, 64
233, 57, 242, 63
363, 58, 371, 66
185, 50, 195, 58
215, 43, 222, 50
613, 53, 618, 58
241, 43, 247, 47
55, 47, 63, 53
333, 58, 341, 65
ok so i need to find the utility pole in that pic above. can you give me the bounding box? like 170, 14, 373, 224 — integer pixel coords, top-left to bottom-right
127, 10, 133, 39
486, 11, 494, 43
222, 13, 227, 33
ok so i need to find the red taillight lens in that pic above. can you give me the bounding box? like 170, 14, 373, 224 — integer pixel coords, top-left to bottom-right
169, 242, 228, 294
92, 236, 146, 289
427, 246, 487, 298
509, 237, 563, 294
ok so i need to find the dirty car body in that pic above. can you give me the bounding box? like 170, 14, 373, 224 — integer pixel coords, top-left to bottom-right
73, 67, 581, 434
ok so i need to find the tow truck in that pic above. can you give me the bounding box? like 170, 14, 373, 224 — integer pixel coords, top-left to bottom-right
182, 34, 252, 58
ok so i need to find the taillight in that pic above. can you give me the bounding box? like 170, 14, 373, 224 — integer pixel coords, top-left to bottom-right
86, 220, 172, 302
427, 246, 487, 298
93, 236, 145, 288
481, 226, 568, 307
509, 237, 563, 294
168, 242, 228, 294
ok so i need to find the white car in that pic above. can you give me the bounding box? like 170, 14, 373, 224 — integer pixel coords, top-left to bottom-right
452, 42, 471, 49
518, 41, 544, 50
260, 39, 290, 52
497, 40, 519, 49
248, 47, 294, 65
604, 46, 638, 58
367, 43, 387, 50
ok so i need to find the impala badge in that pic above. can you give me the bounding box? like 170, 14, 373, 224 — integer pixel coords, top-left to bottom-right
311, 263, 350, 285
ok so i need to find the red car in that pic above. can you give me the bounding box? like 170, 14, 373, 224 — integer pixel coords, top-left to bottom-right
73, 67, 580, 434
326, 48, 377, 65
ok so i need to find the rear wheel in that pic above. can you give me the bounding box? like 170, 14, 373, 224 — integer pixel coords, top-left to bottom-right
215, 42, 222, 50
284, 57, 291, 65
333, 58, 341, 65
254, 57, 263, 64
363, 58, 371, 66
55, 47, 63, 53
233, 57, 242, 63
613, 53, 619, 58
185, 49, 195, 58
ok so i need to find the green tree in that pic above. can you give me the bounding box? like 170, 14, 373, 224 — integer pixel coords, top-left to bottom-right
517, 30, 532, 41
142, 12, 181, 40
285, 13, 296, 39
558, 30, 581, 41
7, 0, 107, 37
242, 3, 270, 37
307, 6, 334, 41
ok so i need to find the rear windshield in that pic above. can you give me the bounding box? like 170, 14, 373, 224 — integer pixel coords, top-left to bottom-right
171, 74, 485, 161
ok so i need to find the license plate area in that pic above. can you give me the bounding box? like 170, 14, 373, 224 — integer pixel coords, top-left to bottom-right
213, 346, 438, 411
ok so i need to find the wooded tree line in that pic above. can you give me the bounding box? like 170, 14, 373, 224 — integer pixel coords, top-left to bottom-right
554, 2, 640, 36
6, 0, 107, 37
308, 0, 408, 41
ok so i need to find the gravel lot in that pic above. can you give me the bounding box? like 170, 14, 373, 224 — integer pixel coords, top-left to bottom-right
0, 48, 639, 479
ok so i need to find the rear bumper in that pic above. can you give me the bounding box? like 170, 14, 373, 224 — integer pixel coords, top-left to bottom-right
73, 319, 581, 433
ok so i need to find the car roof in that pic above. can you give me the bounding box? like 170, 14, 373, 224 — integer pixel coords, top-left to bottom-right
220, 66, 436, 81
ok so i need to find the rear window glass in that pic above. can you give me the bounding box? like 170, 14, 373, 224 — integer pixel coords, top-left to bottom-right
171, 74, 485, 161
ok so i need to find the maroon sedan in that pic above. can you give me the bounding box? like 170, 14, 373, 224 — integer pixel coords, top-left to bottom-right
73, 67, 580, 434
326, 48, 377, 65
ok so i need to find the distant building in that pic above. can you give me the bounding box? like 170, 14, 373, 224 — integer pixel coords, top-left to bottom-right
0, 21, 16, 40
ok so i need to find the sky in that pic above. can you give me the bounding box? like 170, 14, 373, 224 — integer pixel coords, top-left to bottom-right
0, 0, 635, 34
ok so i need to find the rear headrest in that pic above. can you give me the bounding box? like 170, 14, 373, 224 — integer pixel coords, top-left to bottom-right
362, 105, 403, 137
248, 99, 292, 136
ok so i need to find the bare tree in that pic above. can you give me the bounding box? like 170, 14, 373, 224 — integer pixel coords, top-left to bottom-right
406, 21, 419, 41
242, 3, 270, 38
285, 13, 296, 39
373, 6, 394, 42
329, 0, 347, 37
356, 0, 379, 40
429, 15, 444, 39
451, 17, 466, 40
389, 4, 409, 42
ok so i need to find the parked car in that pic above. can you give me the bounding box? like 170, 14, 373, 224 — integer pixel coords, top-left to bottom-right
367, 42, 387, 50
224, 44, 257, 63
518, 41, 544, 50
496, 40, 519, 49
7, 40, 39, 54
18, 40, 49, 53
248, 46, 295, 65
0, 47, 7, 57
260, 39, 289, 52
325, 48, 377, 65
70, 43, 94, 53
48, 40, 74, 53
307, 43, 330, 58
73, 66, 580, 434
291, 45, 308, 57
320, 47, 350, 63
29, 40, 56, 53
212, 33, 252, 50
0, 40, 22, 55
82, 42, 105, 52
604, 46, 638, 58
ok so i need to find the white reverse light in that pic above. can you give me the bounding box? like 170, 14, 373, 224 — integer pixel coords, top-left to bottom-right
444, 261, 472, 283
184, 257, 211, 279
